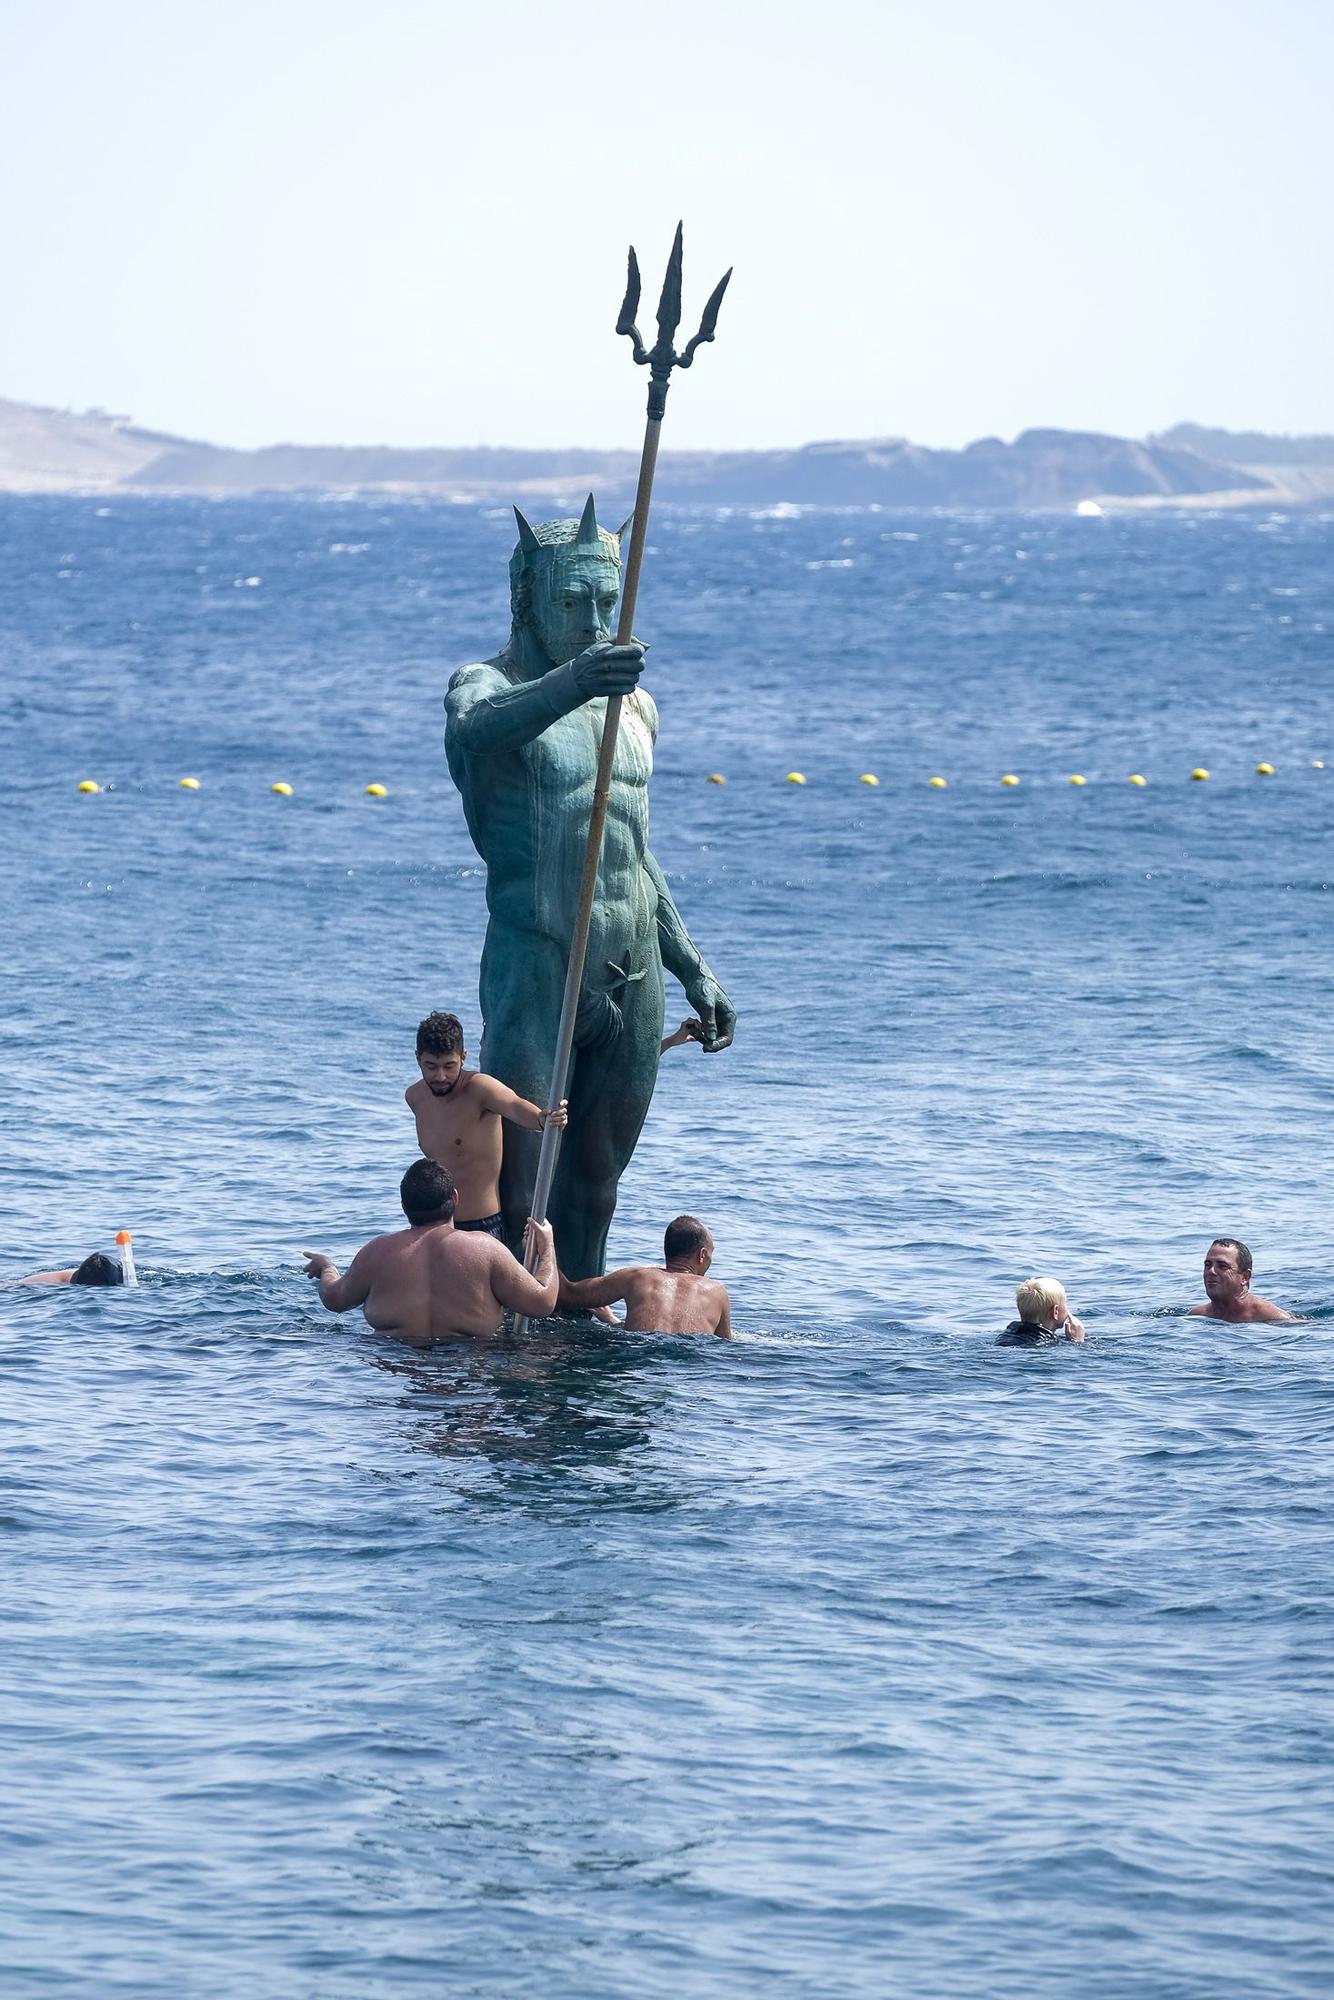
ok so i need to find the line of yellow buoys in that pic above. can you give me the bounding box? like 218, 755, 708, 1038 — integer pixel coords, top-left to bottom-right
68, 760, 1328, 796
736, 761, 1325, 789
72, 779, 393, 797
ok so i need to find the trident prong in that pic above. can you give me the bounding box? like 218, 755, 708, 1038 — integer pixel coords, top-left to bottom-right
616, 221, 732, 420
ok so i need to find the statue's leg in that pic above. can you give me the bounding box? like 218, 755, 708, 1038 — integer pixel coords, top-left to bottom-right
479, 924, 565, 1256
549, 953, 666, 1280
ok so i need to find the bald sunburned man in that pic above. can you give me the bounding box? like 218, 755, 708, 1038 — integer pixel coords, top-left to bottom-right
557, 1215, 732, 1337
1188, 1237, 1298, 1324
304, 1160, 559, 1347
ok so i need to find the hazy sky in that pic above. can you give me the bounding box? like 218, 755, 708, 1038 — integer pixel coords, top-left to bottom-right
2, 0, 1331, 452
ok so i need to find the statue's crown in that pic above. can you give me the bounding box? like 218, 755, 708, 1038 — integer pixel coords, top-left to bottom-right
510, 494, 628, 574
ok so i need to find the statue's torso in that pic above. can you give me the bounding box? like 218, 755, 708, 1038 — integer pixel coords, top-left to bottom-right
448, 666, 658, 960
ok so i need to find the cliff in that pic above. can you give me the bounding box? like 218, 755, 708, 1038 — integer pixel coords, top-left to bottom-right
0, 395, 1313, 508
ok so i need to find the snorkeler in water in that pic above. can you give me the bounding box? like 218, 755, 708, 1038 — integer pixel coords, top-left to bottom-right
16, 1253, 125, 1287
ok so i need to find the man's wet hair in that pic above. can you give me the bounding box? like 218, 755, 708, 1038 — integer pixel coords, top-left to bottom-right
1016, 1275, 1067, 1326
401, 1159, 457, 1227
71, 1252, 124, 1286
416, 1011, 465, 1057
1210, 1236, 1253, 1279
664, 1215, 709, 1263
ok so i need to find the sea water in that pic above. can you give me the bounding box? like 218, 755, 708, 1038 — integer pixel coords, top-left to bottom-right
2, 497, 1332, 1996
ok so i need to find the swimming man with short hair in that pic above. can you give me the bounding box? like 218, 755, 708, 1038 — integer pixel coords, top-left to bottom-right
406, 1011, 567, 1242
1188, 1237, 1298, 1323
557, 1214, 732, 1336
303, 1159, 559, 1347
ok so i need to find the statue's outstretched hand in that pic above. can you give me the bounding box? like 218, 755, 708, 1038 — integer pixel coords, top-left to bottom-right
684, 975, 736, 1052
570, 639, 647, 698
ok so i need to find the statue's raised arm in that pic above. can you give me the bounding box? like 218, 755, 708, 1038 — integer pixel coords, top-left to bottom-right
443, 500, 735, 1279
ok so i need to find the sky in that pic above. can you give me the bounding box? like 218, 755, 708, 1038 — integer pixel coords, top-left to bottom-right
1, 0, 1332, 453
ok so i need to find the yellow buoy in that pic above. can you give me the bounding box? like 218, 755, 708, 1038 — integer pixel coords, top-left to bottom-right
707, 773, 726, 785
1068, 774, 1087, 786
271, 781, 293, 796
928, 776, 947, 789
76, 779, 100, 794
786, 772, 806, 785
1190, 768, 1210, 781
364, 782, 388, 798
1128, 773, 1147, 787
859, 773, 879, 786
1001, 773, 1020, 787
179, 776, 200, 790
1312, 760, 1325, 770
1254, 763, 1274, 777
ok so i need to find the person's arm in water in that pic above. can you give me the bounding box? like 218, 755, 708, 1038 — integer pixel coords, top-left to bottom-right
14, 1269, 77, 1286
446, 643, 647, 755
661, 1019, 704, 1055
1063, 1314, 1085, 1344
488, 1220, 560, 1320
474, 1074, 569, 1134
303, 1247, 374, 1315
713, 1289, 733, 1339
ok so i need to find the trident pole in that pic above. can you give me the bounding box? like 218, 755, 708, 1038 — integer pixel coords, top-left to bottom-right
514, 225, 731, 1331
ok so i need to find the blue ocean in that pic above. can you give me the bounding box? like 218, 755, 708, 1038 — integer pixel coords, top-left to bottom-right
3, 495, 1332, 1997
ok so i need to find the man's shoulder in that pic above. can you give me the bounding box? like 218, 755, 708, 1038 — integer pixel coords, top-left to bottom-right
356, 1230, 399, 1266
1251, 1296, 1298, 1323
468, 1069, 508, 1108
1185, 1303, 1212, 1317
405, 1078, 426, 1107
424, 1225, 498, 1271
612, 1264, 657, 1294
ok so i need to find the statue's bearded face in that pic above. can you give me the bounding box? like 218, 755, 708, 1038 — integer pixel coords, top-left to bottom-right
528, 545, 622, 667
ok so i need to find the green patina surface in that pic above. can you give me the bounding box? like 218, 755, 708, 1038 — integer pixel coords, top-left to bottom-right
444, 500, 735, 1278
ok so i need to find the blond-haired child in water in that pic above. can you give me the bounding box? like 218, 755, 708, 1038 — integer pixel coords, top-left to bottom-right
998, 1275, 1085, 1346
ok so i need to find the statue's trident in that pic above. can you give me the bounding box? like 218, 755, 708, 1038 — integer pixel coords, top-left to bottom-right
518, 226, 731, 1314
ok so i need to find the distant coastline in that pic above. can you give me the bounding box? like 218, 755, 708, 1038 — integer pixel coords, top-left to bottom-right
2, 396, 1332, 510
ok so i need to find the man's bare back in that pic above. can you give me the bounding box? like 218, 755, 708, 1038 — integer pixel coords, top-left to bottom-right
305, 1178, 558, 1346
557, 1216, 732, 1337
611, 1266, 732, 1336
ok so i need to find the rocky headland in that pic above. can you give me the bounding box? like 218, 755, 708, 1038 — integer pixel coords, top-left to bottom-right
2, 396, 1331, 510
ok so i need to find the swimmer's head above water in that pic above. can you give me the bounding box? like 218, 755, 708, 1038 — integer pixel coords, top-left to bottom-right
998, 1275, 1085, 1345
1015, 1275, 1069, 1328
663, 1215, 714, 1274
71, 1252, 124, 1286
1203, 1237, 1252, 1304
1190, 1238, 1296, 1323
